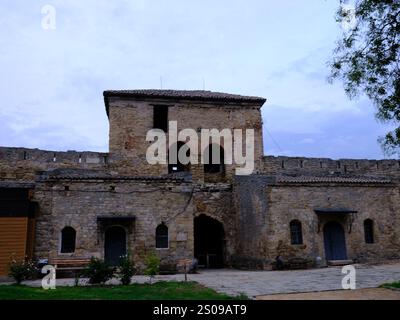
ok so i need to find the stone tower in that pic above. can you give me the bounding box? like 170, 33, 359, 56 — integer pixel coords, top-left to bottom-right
104, 90, 266, 182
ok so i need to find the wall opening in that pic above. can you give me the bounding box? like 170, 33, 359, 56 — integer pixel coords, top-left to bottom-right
364, 219, 374, 244
204, 144, 225, 174
60, 226, 76, 253
153, 105, 168, 132
168, 141, 190, 173
155, 223, 168, 248
194, 215, 225, 268
289, 220, 303, 245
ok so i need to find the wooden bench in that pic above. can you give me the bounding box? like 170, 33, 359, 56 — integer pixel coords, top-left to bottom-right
50, 258, 91, 271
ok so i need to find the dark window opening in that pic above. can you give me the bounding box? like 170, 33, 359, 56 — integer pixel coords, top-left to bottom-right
168, 141, 190, 173
156, 223, 168, 248
64, 186, 70, 191
290, 220, 303, 245
204, 144, 225, 174
61, 226, 76, 253
153, 105, 168, 132
364, 219, 374, 244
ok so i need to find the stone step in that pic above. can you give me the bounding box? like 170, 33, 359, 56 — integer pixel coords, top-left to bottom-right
327, 260, 354, 266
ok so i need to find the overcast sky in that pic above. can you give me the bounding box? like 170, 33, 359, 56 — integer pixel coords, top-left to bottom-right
0, 0, 394, 159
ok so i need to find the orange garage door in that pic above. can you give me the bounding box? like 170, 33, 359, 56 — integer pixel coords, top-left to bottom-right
0, 217, 29, 276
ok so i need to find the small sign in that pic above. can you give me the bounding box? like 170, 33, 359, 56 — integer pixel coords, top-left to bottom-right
176, 232, 187, 242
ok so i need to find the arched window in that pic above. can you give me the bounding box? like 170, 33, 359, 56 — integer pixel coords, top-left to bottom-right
290, 220, 303, 245
364, 219, 374, 244
156, 223, 168, 249
60, 226, 76, 253
168, 141, 190, 173
204, 144, 225, 174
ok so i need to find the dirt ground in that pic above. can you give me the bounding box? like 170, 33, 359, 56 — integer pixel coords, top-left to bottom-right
256, 287, 400, 300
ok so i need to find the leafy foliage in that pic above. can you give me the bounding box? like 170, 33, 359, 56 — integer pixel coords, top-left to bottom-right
117, 255, 136, 285
8, 257, 37, 285
329, 0, 400, 154
143, 253, 160, 284
81, 257, 115, 285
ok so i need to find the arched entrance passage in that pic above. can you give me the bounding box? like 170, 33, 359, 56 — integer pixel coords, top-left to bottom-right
323, 221, 347, 261
104, 226, 127, 266
194, 215, 225, 268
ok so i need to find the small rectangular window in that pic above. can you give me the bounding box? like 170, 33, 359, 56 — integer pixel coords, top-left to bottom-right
153, 105, 168, 132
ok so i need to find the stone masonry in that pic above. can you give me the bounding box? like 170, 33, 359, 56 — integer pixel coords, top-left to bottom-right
0, 89, 399, 271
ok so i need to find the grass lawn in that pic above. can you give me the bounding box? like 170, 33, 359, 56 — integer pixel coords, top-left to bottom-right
381, 281, 400, 290
0, 281, 245, 300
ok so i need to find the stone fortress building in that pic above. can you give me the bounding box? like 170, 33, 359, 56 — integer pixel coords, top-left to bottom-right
0, 89, 399, 275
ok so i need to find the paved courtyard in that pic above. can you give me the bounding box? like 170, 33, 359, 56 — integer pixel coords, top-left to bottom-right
256, 288, 400, 300
182, 263, 400, 297
2, 262, 400, 299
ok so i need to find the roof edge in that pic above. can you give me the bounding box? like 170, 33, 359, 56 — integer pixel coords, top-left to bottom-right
103, 89, 266, 117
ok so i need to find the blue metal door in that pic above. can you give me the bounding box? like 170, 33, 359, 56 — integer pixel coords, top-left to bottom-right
323, 221, 347, 260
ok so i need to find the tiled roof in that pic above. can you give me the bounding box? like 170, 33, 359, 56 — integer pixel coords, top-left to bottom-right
0, 181, 35, 189
276, 176, 392, 184
43, 175, 185, 182
104, 89, 266, 103
103, 89, 266, 116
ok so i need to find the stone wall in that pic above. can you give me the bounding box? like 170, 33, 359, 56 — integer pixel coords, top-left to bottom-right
262, 155, 400, 179
1, 92, 400, 271
266, 183, 400, 262
234, 174, 400, 268
107, 97, 264, 181
33, 176, 235, 269
0, 147, 108, 182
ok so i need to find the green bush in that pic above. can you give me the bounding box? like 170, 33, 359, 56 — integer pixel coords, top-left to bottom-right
81, 257, 115, 285
117, 255, 136, 285
8, 257, 37, 285
144, 253, 160, 284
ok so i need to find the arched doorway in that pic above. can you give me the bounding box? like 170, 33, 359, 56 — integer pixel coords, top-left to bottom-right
194, 215, 225, 268
323, 221, 347, 261
104, 226, 127, 266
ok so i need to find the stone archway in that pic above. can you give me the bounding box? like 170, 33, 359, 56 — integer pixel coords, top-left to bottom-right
194, 214, 225, 268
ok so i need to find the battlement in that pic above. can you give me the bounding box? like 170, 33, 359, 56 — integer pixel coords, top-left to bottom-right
262, 156, 400, 177
0, 147, 109, 182
0, 147, 108, 166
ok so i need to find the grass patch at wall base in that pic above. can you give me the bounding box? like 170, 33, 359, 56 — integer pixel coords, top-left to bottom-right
0, 281, 246, 300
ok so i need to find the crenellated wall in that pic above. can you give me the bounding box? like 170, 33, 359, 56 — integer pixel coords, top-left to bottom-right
262, 156, 400, 178
0, 147, 108, 182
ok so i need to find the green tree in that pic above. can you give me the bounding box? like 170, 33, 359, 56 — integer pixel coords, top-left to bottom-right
329, 0, 400, 155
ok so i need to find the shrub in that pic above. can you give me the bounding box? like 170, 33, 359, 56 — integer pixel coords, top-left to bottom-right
8, 257, 37, 284
81, 257, 115, 285
117, 255, 136, 285
144, 253, 160, 284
